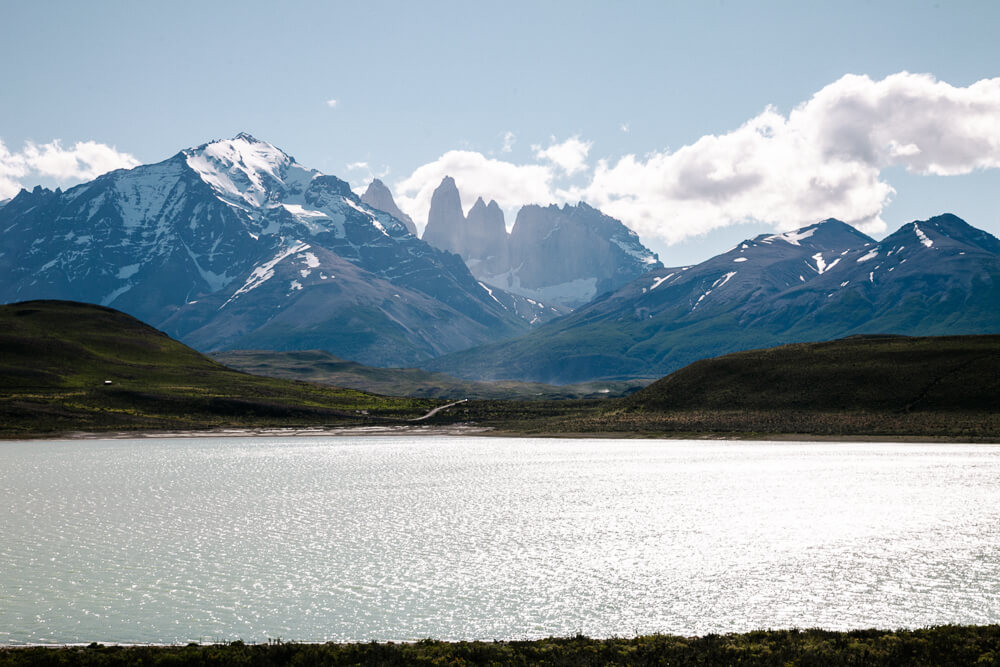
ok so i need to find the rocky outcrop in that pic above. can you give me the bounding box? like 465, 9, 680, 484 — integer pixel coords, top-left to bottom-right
420, 177, 661, 309
360, 178, 417, 235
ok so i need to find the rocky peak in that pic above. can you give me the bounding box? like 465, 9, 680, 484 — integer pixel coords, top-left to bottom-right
181, 133, 310, 208
464, 197, 510, 275
422, 176, 467, 254
361, 178, 417, 235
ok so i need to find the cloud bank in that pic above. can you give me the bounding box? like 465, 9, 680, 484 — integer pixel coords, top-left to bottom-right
0, 139, 140, 199
393, 72, 1000, 244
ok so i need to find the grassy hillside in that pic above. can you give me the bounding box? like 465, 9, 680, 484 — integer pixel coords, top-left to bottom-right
214, 349, 647, 400
624, 334, 1000, 413
426, 334, 1000, 440
0, 301, 438, 437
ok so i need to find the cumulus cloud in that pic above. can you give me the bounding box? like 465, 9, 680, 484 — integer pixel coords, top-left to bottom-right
326, 98, 338, 108
393, 150, 555, 228
533, 135, 592, 175
394, 72, 1000, 245
0, 138, 140, 199
571, 72, 1000, 243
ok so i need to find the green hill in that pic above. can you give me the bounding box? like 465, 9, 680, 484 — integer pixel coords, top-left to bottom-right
623, 334, 1000, 413
0, 301, 437, 437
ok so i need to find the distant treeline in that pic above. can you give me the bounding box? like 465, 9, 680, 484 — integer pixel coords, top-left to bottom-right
2, 626, 999, 666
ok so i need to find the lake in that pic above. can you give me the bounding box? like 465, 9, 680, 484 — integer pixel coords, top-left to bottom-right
1, 436, 998, 645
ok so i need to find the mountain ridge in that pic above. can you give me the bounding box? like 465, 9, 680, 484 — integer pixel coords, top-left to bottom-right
0, 134, 544, 366
425, 213, 1000, 383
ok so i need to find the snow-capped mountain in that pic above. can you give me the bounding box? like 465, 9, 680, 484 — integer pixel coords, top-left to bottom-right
419, 177, 662, 308
426, 215, 1000, 383
0, 133, 539, 365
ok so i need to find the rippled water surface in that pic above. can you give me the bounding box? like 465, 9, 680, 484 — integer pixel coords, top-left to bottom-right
2, 436, 999, 644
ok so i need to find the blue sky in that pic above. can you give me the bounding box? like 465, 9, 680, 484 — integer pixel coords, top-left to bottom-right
2, 0, 998, 264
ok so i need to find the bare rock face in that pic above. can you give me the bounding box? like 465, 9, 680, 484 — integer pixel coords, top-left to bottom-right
360, 178, 417, 235
419, 177, 662, 310
464, 197, 510, 277
421, 176, 466, 255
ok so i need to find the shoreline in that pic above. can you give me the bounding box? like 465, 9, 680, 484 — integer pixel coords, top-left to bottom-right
3, 627, 999, 665
3, 424, 996, 443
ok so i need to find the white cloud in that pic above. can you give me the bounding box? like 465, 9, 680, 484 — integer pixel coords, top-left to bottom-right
571, 72, 1000, 243
386, 72, 1000, 246
0, 138, 139, 199
620, 123, 630, 133
533, 135, 592, 175
326, 98, 338, 108
393, 150, 555, 231
502, 131, 515, 153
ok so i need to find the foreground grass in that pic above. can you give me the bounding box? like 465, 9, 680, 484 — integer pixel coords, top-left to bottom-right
2, 627, 999, 666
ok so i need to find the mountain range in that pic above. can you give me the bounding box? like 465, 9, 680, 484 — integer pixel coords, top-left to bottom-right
425, 214, 1000, 383
1, 133, 997, 384
0, 134, 563, 366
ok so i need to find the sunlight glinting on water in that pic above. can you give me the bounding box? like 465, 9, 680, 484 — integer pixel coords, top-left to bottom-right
1, 437, 998, 644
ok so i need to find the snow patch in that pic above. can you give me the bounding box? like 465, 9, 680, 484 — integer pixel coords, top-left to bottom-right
913, 224, 934, 248
221, 242, 309, 309
117, 263, 141, 279
478, 281, 505, 307
100, 284, 132, 306
856, 249, 878, 263
650, 273, 675, 290
343, 198, 390, 236
733, 257, 748, 263
764, 227, 816, 246
290, 280, 303, 291
611, 236, 659, 265
712, 271, 737, 289
810, 253, 841, 275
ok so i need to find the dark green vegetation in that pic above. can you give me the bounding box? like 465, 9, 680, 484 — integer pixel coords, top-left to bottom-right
2, 627, 999, 666
426, 335, 1000, 441
0, 301, 437, 437
214, 349, 647, 399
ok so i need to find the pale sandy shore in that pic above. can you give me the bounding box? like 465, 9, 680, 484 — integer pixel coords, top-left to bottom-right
53, 424, 493, 440
9, 425, 991, 443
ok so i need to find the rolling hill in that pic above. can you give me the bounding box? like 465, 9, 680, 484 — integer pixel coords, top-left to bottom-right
0, 301, 436, 436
